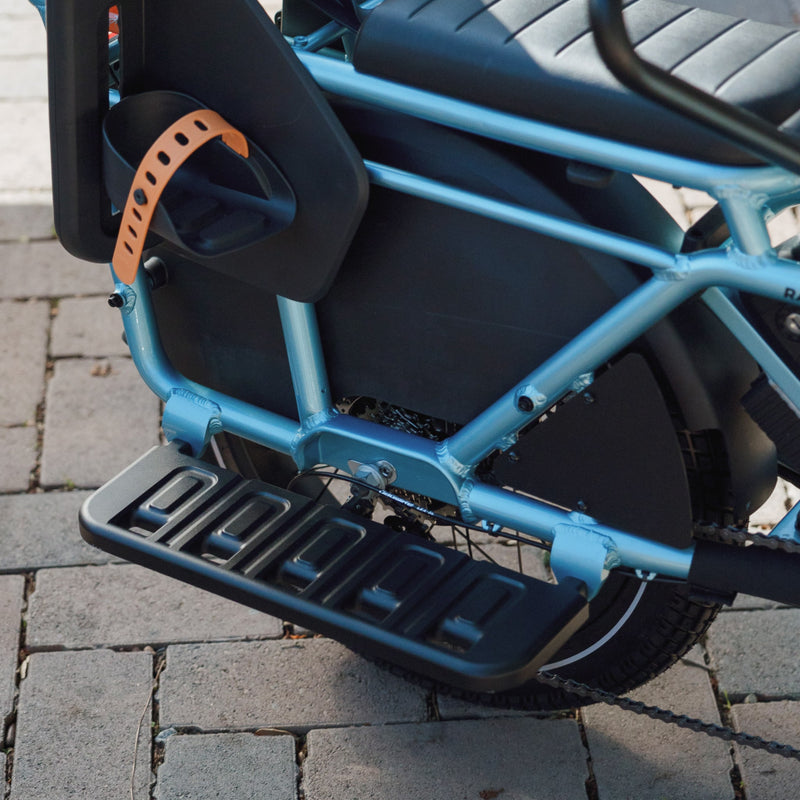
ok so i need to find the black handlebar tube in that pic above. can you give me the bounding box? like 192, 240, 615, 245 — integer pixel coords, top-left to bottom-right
589, 0, 800, 176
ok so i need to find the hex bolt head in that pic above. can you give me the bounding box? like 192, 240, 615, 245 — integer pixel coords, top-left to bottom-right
517, 395, 535, 413
107, 292, 125, 308
133, 188, 148, 205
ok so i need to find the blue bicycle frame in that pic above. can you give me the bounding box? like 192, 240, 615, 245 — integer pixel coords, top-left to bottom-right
109, 42, 800, 600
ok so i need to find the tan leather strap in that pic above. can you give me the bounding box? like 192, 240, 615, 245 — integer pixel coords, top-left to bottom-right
112, 108, 249, 284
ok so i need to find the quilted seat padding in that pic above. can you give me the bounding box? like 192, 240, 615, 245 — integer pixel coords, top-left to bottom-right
353, 0, 800, 165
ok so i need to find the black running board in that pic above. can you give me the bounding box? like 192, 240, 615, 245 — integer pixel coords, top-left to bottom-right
80, 443, 589, 693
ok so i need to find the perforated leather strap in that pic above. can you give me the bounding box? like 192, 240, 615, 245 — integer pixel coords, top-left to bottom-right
112, 109, 249, 284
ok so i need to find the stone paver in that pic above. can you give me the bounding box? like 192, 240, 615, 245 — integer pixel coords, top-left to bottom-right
0, 102, 50, 194
11, 649, 152, 800
27, 563, 283, 649
0, 201, 53, 242
0, 425, 37, 492
0, 0, 39, 15
436, 691, 531, 722
583, 658, 733, 799
731, 701, 800, 800
706, 609, 800, 699
0, 490, 114, 569
0, 240, 109, 298
0, 575, 24, 722
0, 55, 46, 100
730, 594, 783, 611
0, 14, 45, 58
51, 296, 129, 357
155, 732, 297, 800
160, 638, 428, 731
0, 299, 48, 425
40, 356, 160, 489
750, 478, 800, 530
303, 717, 588, 800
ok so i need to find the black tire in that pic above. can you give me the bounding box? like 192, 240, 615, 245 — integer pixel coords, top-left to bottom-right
212, 424, 734, 710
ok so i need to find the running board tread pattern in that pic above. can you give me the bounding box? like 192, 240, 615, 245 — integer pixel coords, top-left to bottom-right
79, 443, 589, 692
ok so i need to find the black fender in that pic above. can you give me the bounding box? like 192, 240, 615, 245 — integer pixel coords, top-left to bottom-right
151, 101, 775, 536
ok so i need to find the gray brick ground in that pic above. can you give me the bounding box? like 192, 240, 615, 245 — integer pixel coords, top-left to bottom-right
303, 717, 587, 800
27, 563, 283, 649
0, 425, 36, 492
729, 594, 783, 611
0, 575, 24, 722
750, 478, 800, 530
51, 296, 129, 357
11, 649, 153, 800
40, 357, 160, 488
706, 609, 800, 699
436, 690, 530, 721
730, 701, 800, 800
0, 299, 48, 425
0, 14, 45, 57
0, 102, 50, 194
0, 56, 46, 100
0, 240, 109, 298
583, 658, 733, 799
155, 733, 297, 800
0, 490, 114, 569
160, 638, 428, 731
0, 0, 39, 15
0, 201, 54, 242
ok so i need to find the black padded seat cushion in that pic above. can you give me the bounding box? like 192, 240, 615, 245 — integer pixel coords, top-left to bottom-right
353, 0, 800, 165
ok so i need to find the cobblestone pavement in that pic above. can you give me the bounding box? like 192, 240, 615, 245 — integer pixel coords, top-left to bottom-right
3, 1, 800, 798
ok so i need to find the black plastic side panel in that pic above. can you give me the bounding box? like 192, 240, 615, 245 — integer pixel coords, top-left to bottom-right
47, 0, 118, 261
492, 354, 692, 547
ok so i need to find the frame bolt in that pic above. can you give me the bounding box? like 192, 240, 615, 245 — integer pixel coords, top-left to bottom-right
107, 292, 125, 308
517, 395, 535, 413
782, 311, 800, 340
133, 188, 147, 205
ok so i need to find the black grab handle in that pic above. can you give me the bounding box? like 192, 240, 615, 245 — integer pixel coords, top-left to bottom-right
589, 0, 800, 175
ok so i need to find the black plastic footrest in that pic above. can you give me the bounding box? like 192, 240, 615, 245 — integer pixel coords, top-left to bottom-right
80, 443, 589, 693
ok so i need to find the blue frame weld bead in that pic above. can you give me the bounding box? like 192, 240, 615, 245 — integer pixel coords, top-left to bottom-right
161, 388, 223, 457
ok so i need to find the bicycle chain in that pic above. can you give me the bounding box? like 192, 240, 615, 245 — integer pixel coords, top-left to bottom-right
536, 521, 800, 762
535, 669, 800, 760
693, 520, 800, 554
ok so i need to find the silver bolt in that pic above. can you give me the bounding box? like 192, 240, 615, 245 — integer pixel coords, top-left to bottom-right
784, 312, 800, 338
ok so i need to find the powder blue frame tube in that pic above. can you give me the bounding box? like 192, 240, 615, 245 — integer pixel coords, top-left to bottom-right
112, 51, 800, 593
